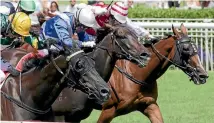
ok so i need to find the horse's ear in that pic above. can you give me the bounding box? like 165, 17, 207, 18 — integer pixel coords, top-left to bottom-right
180, 23, 188, 35
172, 24, 181, 38
104, 23, 116, 31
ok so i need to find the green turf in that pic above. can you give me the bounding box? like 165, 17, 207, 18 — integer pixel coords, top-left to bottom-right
82, 70, 214, 123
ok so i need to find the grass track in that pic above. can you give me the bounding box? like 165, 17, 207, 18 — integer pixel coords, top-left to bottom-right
82, 70, 214, 123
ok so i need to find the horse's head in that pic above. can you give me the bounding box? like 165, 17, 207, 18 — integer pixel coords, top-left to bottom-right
104, 24, 150, 67
172, 24, 209, 84
67, 51, 110, 105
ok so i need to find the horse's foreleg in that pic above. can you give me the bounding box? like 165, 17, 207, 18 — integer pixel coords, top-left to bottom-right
140, 103, 164, 123
97, 106, 116, 123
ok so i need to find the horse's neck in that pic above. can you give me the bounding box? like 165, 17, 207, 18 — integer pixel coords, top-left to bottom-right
31, 56, 67, 108
145, 38, 175, 81
2, 56, 67, 112
93, 38, 117, 82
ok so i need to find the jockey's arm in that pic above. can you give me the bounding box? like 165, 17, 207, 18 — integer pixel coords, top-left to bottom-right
24, 35, 45, 50
0, 37, 13, 45
126, 17, 154, 38
54, 20, 82, 48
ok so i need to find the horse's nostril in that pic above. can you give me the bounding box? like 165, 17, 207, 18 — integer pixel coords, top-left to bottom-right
199, 74, 209, 78
100, 88, 109, 97
140, 52, 150, 57
88, 93, 96, 99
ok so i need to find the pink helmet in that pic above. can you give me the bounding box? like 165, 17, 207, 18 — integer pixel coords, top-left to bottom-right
110, 2, 128, 24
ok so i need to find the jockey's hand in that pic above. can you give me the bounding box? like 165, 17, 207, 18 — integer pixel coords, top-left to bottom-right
13, 38, 22, 48
81, 41, 96, 48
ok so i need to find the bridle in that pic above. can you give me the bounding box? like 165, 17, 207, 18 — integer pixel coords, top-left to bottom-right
150, 36, 199, 81
115, 36, 199, 86
0, 41, 97, 115
94, 31, 140, 63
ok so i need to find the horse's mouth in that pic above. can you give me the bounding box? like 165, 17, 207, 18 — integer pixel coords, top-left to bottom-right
88, 92, 110, 105
192, 74, 208, 85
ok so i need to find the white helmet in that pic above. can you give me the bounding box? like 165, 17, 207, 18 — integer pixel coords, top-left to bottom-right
110, 2, 128, 24
75, 7, 100, 29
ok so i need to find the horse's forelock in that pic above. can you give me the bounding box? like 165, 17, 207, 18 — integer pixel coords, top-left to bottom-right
115, 25, 138, 39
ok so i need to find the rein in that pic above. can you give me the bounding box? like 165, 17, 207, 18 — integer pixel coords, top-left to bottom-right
95, 33, 135, 61
0, 45, 82, 115
150, 43, 187, 70
1, 91, 51, 114
115, 65, 147, 85
150, 41, 197, 79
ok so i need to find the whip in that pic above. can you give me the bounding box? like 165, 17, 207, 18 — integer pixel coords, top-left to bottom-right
6, 0, 21, 34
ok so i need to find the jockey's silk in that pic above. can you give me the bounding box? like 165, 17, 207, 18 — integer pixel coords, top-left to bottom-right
40, 12, 91, 48
0, 13, 44, 49
24, 36, 44, 49
0, 37, 13, 45
95, 14, 110, 28
86, 3, 150, 39
85, 3, 110, 36
94, 3, 110, 28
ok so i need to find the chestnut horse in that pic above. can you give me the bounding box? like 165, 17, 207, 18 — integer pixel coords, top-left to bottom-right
51, 24, 209, 123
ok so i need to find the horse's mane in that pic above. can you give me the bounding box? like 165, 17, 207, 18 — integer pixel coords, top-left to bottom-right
115, 24, 138, 39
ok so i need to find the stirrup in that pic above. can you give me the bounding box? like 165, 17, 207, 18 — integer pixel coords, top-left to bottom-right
7, 66, 20, 76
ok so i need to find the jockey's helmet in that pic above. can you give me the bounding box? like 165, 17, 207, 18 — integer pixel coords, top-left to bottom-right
9, 12, 31, 36
75, 7, 100, 29
19, 0, 36, 13
110, 2, 128, 24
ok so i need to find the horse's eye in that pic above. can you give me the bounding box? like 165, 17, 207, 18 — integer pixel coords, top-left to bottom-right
75, 60, 84, 71
116, 28, 125, 37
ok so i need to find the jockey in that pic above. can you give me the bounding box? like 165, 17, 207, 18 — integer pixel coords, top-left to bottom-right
0, 12, 45, 77
0, 12, 44, 49
40, 8, 98, 51
0, 0, 36, 15
83, 1, 156, 42
0, 8, 98, 80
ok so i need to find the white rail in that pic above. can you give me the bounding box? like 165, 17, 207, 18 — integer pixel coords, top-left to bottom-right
132, 22, 214, 71
130, 18, 214, 23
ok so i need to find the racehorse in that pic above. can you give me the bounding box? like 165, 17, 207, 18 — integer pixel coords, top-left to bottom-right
0, 47, 109, 121
0, 25, 150, 121
51, 24, 209, 123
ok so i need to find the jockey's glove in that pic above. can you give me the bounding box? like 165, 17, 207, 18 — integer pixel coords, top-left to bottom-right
81, 41, 96, 48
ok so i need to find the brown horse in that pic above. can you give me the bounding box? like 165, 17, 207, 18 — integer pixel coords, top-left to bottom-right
51, 24, 209, 123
